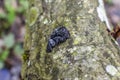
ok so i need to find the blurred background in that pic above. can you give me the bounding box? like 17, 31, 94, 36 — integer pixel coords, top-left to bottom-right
0, 0, 120, 80
0, 0, 28, 80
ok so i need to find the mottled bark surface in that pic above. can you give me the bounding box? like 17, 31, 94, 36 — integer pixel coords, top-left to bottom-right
22, 0, 120, 80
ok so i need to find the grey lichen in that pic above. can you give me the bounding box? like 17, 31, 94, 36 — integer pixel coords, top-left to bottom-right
106, 65, 118, 76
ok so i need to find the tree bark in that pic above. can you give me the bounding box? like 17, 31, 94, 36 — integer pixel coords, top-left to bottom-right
22, 0, 120, 80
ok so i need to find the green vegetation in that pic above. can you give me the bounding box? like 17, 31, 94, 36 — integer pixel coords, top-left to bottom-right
0, 0, 28, 69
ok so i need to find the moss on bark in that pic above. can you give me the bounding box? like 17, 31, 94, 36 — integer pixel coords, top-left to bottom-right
22, 0, 120, 80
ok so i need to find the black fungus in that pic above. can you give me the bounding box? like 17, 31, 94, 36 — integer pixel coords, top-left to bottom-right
46, 26, 70, 53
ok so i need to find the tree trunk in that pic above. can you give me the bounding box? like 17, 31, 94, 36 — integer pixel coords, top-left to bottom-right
22, 0, 120, 80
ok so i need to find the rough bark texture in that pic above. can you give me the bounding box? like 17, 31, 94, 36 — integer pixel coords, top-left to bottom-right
22, 0, 120, 80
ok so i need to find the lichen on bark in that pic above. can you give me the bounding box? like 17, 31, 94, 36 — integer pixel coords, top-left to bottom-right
22, 0, 120, 80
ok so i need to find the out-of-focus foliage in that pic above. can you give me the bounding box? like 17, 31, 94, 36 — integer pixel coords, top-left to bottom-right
0, 50, 9, 61
14, 44, 24, 55
0, 0, 28, 29
0, 50, 9, 68
18, 0, 29, 13
104, 0, 113, 4
0, 0, 28, 70
3, 33, 15, 48
5, 0, 16, 24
